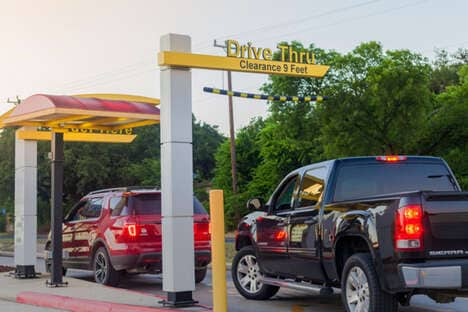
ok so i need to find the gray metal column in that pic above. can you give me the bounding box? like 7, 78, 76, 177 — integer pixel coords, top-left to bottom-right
160, 33, 196, 306
14, 127, 37, 278
47, 132, 66, 286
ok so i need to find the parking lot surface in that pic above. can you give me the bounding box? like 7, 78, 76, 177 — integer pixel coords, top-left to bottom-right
1, 256, 467, 312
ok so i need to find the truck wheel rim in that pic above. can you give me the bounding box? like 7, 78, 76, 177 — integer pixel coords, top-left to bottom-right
345, 266, 369, 312
95, 252, 107, 283
237, 254, 263, 294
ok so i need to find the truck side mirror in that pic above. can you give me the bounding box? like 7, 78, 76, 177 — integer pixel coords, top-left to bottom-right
247, 198, 265, 211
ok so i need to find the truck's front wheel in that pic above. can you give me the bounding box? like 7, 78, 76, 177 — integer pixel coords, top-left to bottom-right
341, 253, 398, 312
232, 246, 279, 300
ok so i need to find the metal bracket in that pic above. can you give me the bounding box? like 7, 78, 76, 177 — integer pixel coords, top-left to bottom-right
159, 291, 198, 307
11, 265, 40, 279
46, 280, 68, 288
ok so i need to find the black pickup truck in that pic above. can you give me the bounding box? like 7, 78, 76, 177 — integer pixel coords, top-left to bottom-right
232, 156, 468, 312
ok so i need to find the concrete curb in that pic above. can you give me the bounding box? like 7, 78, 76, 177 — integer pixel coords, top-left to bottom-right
17, 291, 208, 312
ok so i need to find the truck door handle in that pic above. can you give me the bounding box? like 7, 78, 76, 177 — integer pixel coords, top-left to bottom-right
304, 218, 318, 225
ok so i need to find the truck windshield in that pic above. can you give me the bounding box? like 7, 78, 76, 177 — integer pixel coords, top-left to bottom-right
333, 163, 457, 202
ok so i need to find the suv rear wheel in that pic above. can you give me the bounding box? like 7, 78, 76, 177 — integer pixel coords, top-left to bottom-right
195, 267, 207, 283
93, 247, 121, 286
341, 253, 398, 312
232, 246, 279, 300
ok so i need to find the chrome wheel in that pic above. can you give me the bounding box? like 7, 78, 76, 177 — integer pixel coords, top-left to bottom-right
236, 254, 263, 294
94, 252, 107, 284
346, 266, 370, 312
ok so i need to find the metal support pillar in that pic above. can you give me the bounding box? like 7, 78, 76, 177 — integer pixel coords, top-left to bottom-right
159, 33, 196, 306
213, 40, 239, 221
47, 132, 67, 287
14, 127, 37, 278
226, 71, 239, 221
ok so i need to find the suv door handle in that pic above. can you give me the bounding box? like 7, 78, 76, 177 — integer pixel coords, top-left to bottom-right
304, 218, 318, 225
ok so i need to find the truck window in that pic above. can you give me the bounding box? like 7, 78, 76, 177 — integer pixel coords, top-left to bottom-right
333, 163, 456, 202
298, 167, 327, 208
273, 176, 298, 212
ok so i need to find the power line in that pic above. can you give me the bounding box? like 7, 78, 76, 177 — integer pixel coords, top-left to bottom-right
31, 0, 432, 96
254, 0, 429, 46
41, 1, 413, 94
193, 0, 380, 50
50, 59, 155, 94
59, 67, 157, 94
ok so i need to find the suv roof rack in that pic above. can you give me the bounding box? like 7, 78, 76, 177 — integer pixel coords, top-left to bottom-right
88, 186, 159, 195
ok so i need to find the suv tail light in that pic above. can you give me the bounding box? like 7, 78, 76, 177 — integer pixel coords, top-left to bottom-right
194, 222, 210, 241
124, 223, 149, 238
394, 204, 424, 251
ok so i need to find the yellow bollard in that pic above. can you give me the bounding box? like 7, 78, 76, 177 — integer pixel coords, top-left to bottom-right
209, 190, 227, 312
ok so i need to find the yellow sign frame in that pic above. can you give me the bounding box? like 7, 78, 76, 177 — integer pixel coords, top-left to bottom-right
158, 51, 330, 78
16, 129, 137, 143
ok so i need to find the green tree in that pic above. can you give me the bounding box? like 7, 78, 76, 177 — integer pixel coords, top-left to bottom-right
214, 41, 468, 218
213, 118, 264, 228
0, 116, 223, 230
420, 65, 468, 189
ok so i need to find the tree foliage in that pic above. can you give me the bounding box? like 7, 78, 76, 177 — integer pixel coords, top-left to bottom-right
0, 117, 224, 230
213, 42, 468, 229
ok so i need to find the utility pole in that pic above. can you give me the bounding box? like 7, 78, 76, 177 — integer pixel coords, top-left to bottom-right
7, 96, 21, 105
214, 40, 239, 221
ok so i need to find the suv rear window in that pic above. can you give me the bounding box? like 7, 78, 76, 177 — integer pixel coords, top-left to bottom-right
127, 194, 208, 215
333, 163, 456, 202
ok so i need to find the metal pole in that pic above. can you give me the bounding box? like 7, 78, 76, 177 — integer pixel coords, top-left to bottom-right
209, 190, 227, 312
48, 132, 65, 286
226, 71, 239, 219
214, 40, 239, 220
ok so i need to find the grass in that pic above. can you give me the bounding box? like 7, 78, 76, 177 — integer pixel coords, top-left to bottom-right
225, 241, 236, 264
0, 238, 14, 252
0, 234, 47, 252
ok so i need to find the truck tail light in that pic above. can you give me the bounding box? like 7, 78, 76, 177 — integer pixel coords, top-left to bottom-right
275, 230, 287, 241
394, 204, 424, 251
376, 155, 407, 162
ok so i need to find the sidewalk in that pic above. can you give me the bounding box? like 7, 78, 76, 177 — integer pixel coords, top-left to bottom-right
0, 272, 211, 312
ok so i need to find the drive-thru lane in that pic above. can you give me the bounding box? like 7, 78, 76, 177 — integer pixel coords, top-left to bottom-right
0, 256, 466, 312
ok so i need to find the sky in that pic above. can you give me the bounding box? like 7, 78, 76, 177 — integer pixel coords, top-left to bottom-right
0, 0, 466, 135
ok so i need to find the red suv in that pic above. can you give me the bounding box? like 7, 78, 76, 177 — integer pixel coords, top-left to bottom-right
45, 187, 211, 286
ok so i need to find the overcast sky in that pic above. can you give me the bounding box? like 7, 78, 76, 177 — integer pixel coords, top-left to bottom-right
0, 0, 466, 134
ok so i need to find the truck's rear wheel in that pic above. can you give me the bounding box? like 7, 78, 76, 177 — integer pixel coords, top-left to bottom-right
341, 253, 398, 312
232, 246, 279, 300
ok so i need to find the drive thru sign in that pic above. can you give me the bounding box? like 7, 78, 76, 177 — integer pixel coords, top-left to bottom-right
158, 34, 329, 307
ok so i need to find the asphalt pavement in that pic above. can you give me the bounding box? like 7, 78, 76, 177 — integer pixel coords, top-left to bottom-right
0, 256, 467, 312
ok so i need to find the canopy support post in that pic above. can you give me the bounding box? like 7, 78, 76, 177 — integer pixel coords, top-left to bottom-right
159, 33, 197, 307
13, 127, 38, 278
46, 132, 67, 287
